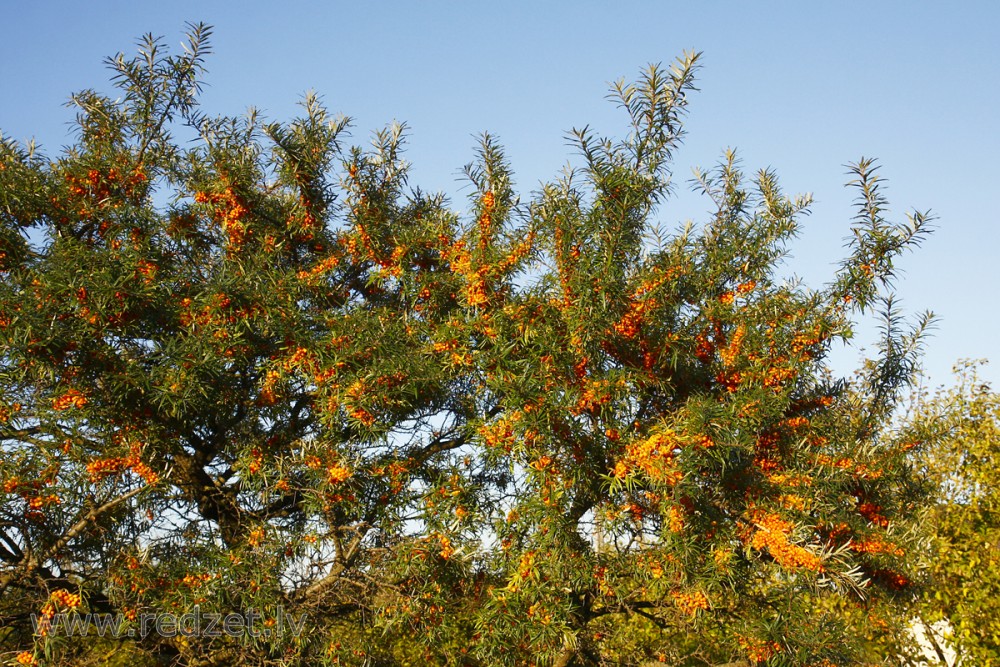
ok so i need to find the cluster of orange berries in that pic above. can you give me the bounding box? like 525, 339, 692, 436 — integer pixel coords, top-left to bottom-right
763, 363, 798, 389
277, 346, 315, 375
631, 269, 674, 301
530, 455, 555, 473
479, 416, 517, 450
613, 297, 656, 340
246, 447, 263, 475
620, 500, 644, 523
754, 430, 782, 472
297, 253, 341, 284
259, 368, 283, 405
52, 389, 87, 411
66, 166, 145, 202
415, 285, 434, 304
85, 458, 125, 480
738, 635, 782, 664
313, 362, 341, 386
135, 258, 157, 284
447, 351, 473, 367
815, 454, 854, 471
766, 471, 813, 488
327, 464, 352, 484
0, 402, 21, 423
614, 430, 684, 486
851, 537, 903, 557
371, 460, 410, 493
405, 533, 452, 563
477, 191, 496, 247
445, 226, 533, 310
49, 588, 82, 609
717, 280, 758, 307
27, 494, 60, 510
345, 214, 384, 268
719, 324, 746, 367
463, 267, 492, 307
178, 292, 259, 330
15, 651, 37, 665
195, 187, 249, 249
517, 550, 537, 580
713, 547, 733, 569
343, 379, 377, 426
857, 501, 890, 528
778, 494, 809, 511
493, 230, 536, 284
872, 569, 910, 589
526, 601, 553, 624
782, 416, 810, 431
179, 572, 213, 588
671, 589, 708, 615
86, 445, 158, 485
4, 477, 62, 517
35, 590, 82, 636
747, 512, 824, 572
247, 527, 266, 547
432, 338, 460, 353
438, 534, 455, 560
667, 505, 685, 533
715, 370, 743, 393
694, 332, 715, 363
573, 378, 617, 415
347, 406, 376, 427
2, 477, 24, 494
293, 193, 322, 237
791, 332, 820, 354
373, 245, 408, 279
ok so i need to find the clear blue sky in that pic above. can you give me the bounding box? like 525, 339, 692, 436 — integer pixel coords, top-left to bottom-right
2, 1, 997, 388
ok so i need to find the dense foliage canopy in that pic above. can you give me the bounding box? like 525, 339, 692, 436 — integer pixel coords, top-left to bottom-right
902, 363, 1000, 666
0, 24, 949, 667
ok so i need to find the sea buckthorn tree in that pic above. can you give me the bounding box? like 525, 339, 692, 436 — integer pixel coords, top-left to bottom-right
1, 25, 933, 667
